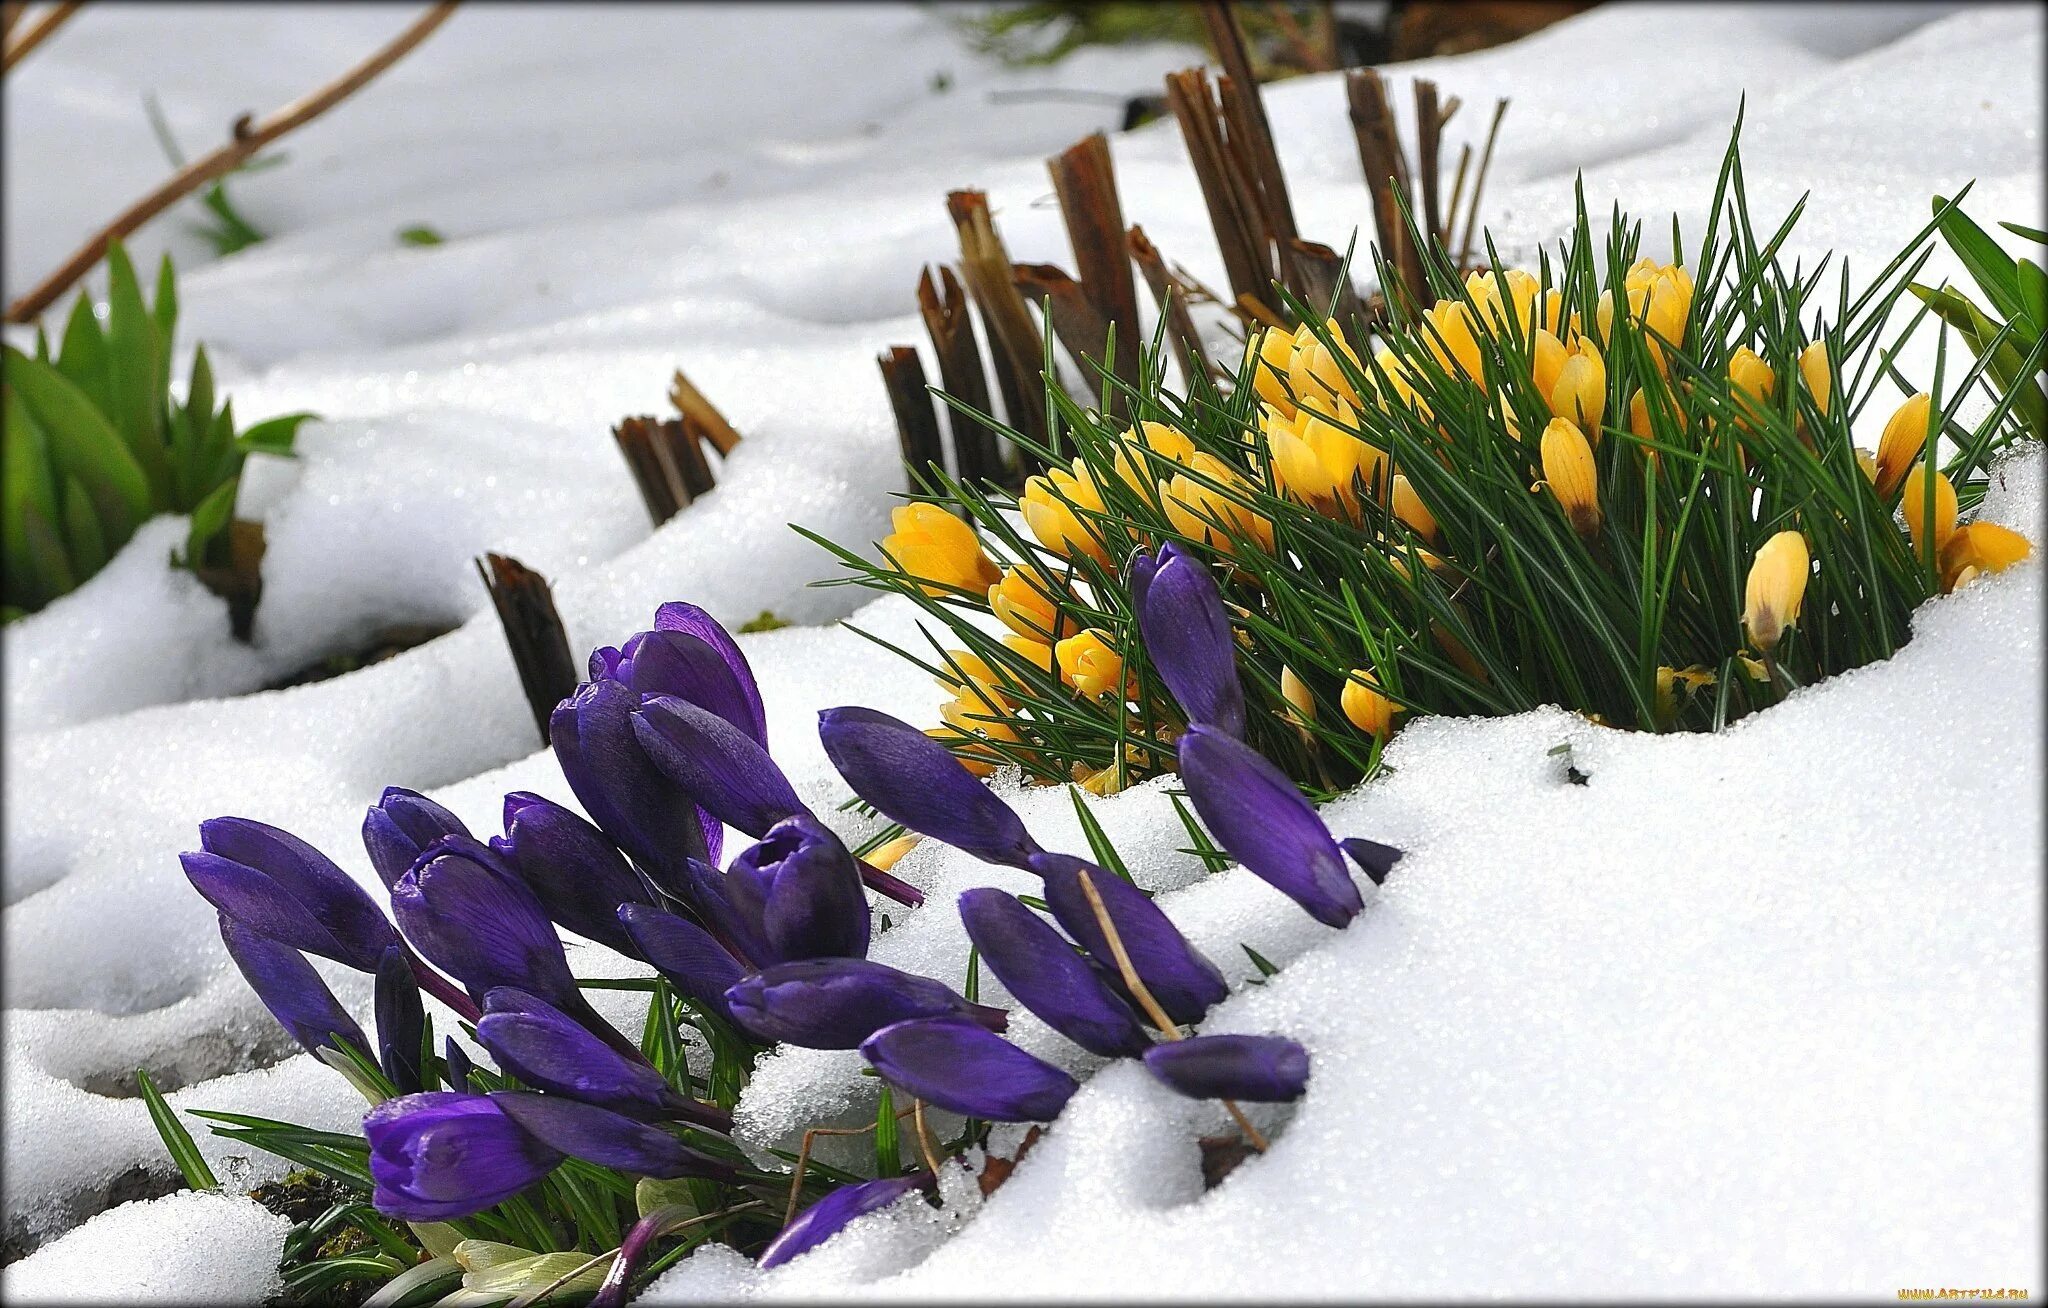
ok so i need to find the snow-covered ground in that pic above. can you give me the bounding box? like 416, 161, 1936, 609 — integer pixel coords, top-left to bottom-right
2, 1, 2041, 1298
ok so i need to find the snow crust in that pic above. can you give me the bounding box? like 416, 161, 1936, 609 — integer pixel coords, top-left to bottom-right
1, 0, 2040, 1297
1, 1190, 290, 1304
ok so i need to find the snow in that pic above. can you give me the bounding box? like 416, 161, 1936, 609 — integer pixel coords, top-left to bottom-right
1, 0, 2040, 1297
1, 1190, 291, 1304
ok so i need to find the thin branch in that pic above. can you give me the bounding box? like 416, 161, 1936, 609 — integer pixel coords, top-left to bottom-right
2, 0, 82, 73
6, 0, 458, 322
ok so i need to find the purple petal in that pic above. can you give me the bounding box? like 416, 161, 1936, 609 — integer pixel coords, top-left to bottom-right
861, 1016, 1079, 1121
758, 1174, 933, 1270
652, 601, 769, 746
374, 946, 426, 1094
1030, 853, 1228, 1025
958, 889, 1148, 1058
816, 707, 1040, 868
618, 903, 746, 1020
1142, 1033, 1309, 1102
1131, 543, 1245, 737
729, 815, 869, 965
1339, 836, 1402, 886
495, 791, 650, 955
218, 915, 367, 1058
363, 788, 470, 890
631, 695, 805, 839
725, 958, 1006, 1050
488, 1091, 736, 1181
550, 680, 714, 889
191, 817, 397, 971
1177, 725, 1362, 928
365, 1092, 562, 1221
477, 987, 691, 1122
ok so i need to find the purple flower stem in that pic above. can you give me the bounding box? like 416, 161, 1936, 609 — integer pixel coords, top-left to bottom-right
404, 944, 481, 1023
859, 858, 925, 908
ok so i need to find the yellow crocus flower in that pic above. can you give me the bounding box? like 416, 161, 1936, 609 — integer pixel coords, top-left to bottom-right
1540, 417, 1602, 539
881, 503, 1002, 597
1742, 530, 1810, 652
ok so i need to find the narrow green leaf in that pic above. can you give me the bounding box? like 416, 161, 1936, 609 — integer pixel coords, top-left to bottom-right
54, 293, 111, 415
1931, 196, 2022, 321
103, 241, 171, 500
59, 478, 109, 578
874, 1086, 901, 1178
185, 476, 239, 568
153, 251, 180, 344
236, 411, 312, 458
4, 346, 152, 539
137, 1067, 219, 1190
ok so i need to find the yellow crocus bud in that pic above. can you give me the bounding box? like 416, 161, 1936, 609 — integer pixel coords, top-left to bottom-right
1278, 665, 1316, 732
936, 649, 1013, 714
1900, 463, 1957, 557
1021, 464, 1110, 566
940, 692, 1022, 743
1798, 341, 1832, 416
1727, 346, 1776, 423
1430, 621, 1488, 683
1055, 628, 1125, 700
1422, 299, 1484, 380
1109, 420, 1197, 494
865, 833, 922, 872
1939, 522, 2031, 591
1286, 318, 1364, 411
1654, 664, 1718, 723
1160, 453, 1273, 555
1549, 338, 1606, 435
1742, 530, 1810, 652
1531, 329, 1567, 397
1390, 473, 1439, 542
1340, 668, 1399, 739
988, 566, 1067, 643
1246, 323, 1300, 411
1465, 268, 1543, 338
1265, 396, 1381, 513
1854, 448, 1878, 483
882, 504, 1002, 598
1875, 392, 1930, 499
1540, 417, 1601, 539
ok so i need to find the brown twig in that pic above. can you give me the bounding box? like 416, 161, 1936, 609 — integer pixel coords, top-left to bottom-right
1, 4, 28, 43
916, 265, 1008, 487
878, 345, 946, 490
1048, 132, 1141, 407
476, 552, 578, 745
1413, 79, 1444, 249
1456, 98, 1511, 273
1163, 69, 1267, 319
6, 1, 459, 322
2, 0, 82, 73
782, 1108, 916, 1227
911, 1099, 945, 1177
1012, 262, 1113, 392
1128, 225, 1212, 386
668, 367, 741, 456
947, 190, 1052, 464
1344, 67, 1425, 312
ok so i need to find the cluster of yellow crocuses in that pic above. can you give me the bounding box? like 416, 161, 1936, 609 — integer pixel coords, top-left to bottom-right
880, 261, 2032, 754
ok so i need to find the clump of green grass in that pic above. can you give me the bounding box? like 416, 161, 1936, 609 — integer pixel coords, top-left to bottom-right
809, 124, 2042, 799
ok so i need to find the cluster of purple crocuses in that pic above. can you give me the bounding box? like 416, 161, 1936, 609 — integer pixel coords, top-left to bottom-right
181, 543, 1398, 1287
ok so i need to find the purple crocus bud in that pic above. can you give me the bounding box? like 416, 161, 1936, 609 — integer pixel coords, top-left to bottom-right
375, 946, 426, 1094
861, 1017, 1079, 1122
1142, 1034, 1310, 1102
362, 788, 471, 891
477, 987, 728, 1131
1339, 836, 1402, 887
758, 1174, 935, 1270
677, 859, 771, 968
1128, 543, 1245, 737
218, 914, 368, 1058
618, 904, 746, 1020
1030, 853, 1228, 1026
489, 1092, 737, 1181
494, 792, 650, 956
1177, 724, 1363, 928
603, 617, 768, 748
444, 1036, 474, 1093
724, 815, 870, 965
550, 679, 713, 886
725, 958, 1007, 1050
365, 1091, 562, 1220
632, 694, 807, 839
182, 817, 398, 973
958, 889, 1148, 1058
816, 707, 1040, 868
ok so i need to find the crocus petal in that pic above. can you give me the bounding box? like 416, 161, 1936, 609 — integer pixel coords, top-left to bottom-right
477, 987, 689, 1121
218, 915, 368, 1058
1030, 853, 1228, 1025
184, 850, 355, 965
1131, 543, 1245, 737
1339, 836, 1402, 887
488, 1092, 736, 1181
365, 1092, 562, 1221
550, 679, 713, 888
729, 815, 870, 965
618, 904, 746, 1020
374, 946, 427, 1094
861, 1017, 1079, 1121
632, 695, 806, 839
816, 706, 1040, 867
189, 817, 398, 971
363, 788, 471, 890
444, 1037, 474, 1093
652, 601, 769, 745
495, 792, 651, 955
725, 958, 1007, 1050
1177, 725, 1362, 927
619, 626, 766, 748
958, 888, 1148, 1058
1142, 1033, 1310, 1102
758, 1174, 933, 1270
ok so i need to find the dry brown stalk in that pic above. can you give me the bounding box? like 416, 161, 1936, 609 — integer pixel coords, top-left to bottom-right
1048, 132, 1141, 405
1163, 68, 1269, 318
667, 367, 740, 457
1012, 262, 1114, 396
1128, 224, 1213, 386
1, 4, 28, 42
916, 265, 1008, 486
476, 552, 578, 744
877, 345, 947, 489
1, 0, 81, 73
1414, 79, 1446, 246
947, 190, 1051, 465
1344, 67, 1425, 311
6, 1, 458, 323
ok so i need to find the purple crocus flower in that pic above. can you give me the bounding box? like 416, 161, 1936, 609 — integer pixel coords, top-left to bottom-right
817, 706, 1041, 868
390, 836, 639, 1060
725, 958, 1007, 1050
361, 788, 471, 891
721, 815, 870, 965
632, 694, 807, 840
758, 1173, 934, 1270
1128, 543, 1245, 738
218, 914, 368, 1058
1339, 836, 1402, 886
1030, 853, 1228, 1025
477, 988, 728, 1130
493, 792, 652, 956
1142, 1034, 1310, 1102
182, 817, 400, 973
1176, 724, 1365, 928
550, 679, 711, 889
489, 1092, 737, 1181
618, 903, 747, 1020
444, 1036, 474, 1093
958, 889, 1148, 1058
861, 1016, 1079, 1122
365, 1091, 563, 1221
374, 946, 426, 1094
